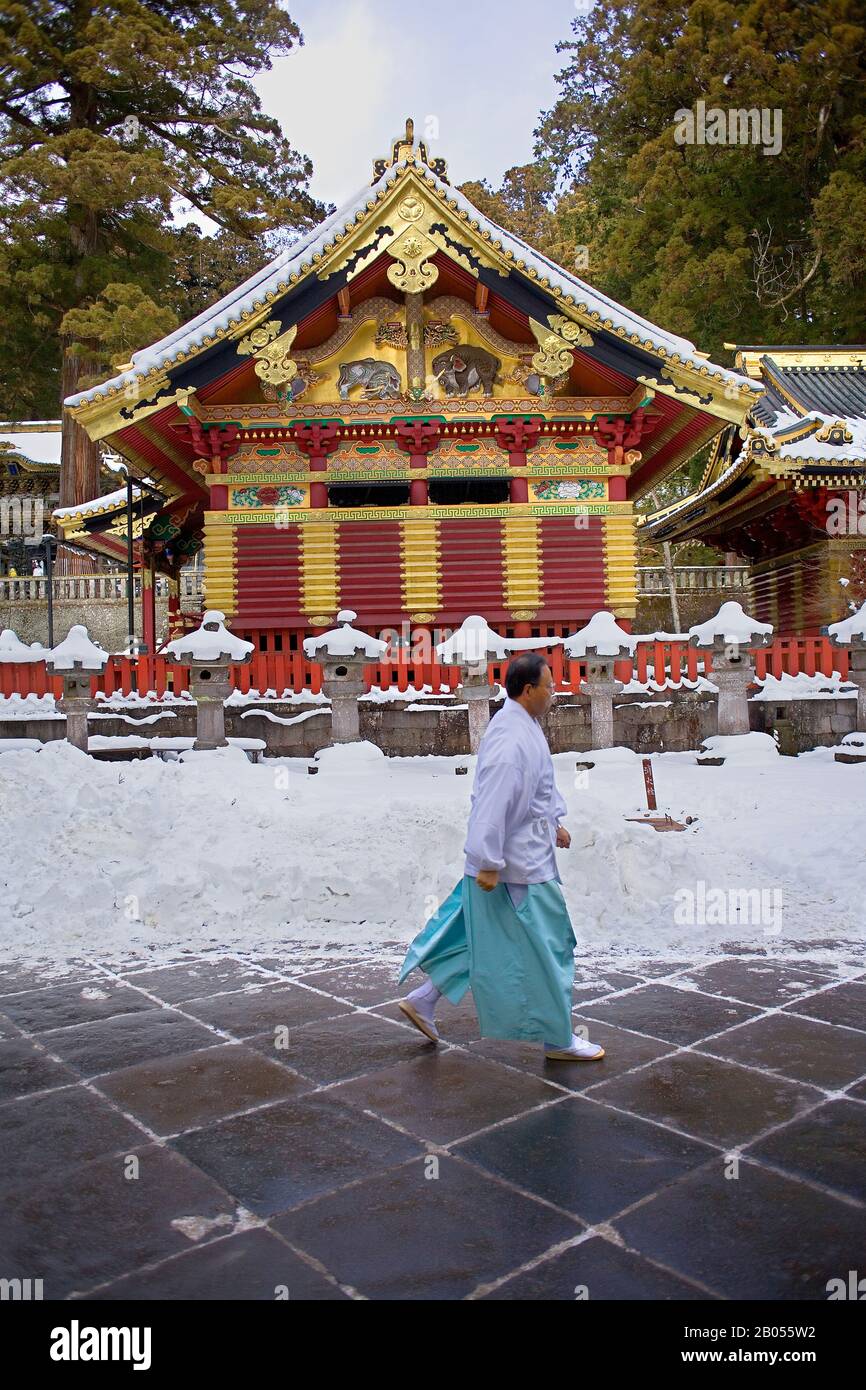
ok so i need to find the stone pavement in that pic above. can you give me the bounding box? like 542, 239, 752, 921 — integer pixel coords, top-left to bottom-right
1, 949, 865, 1300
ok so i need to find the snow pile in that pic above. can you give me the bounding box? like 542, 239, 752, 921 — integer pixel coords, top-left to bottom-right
564, 611, 636, 658
164, 611, 254, 664
47, 625, 108, 672
827, 602, 866, 646
360, 684, 453, 703
2, 740, 864, 971
0, 693, 61, 721
313, 740, 386, 768
95, 689, 195, 707
226, 688, 329, 707
579, 746, 641, 764
688, 602, 773, 648
620, 675, 718, 696
303, 610, 387, 661
698, 732, 780, 765
0, 629, 49, 663
241, 706, 327, 728
751, 672, 856, 701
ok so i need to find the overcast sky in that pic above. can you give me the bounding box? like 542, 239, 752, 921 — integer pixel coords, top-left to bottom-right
253, 0, 580, 208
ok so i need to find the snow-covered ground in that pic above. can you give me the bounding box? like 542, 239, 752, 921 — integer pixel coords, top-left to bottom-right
0, 740, 864, 976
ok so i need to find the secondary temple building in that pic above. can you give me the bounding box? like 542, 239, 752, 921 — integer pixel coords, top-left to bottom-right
643, 345, 866, 632
59, 122, 760, 655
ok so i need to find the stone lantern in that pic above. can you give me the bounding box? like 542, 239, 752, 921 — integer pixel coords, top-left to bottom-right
564, 612, 636, 749
164, 610, 253, 750
688, 601, 773, 738
45, 624, 108, 752
826, 601, 866, 734
436, 615, 512, 753
303, 609, 387, 744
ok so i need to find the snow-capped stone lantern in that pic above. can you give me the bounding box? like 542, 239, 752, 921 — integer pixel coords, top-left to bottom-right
564, 612, 636, 749
436, 615, 511, 752
164, 611, 253, 750
303, 610, 387, 744
688, 601, 773, 738
826, 601, 866, 738
45, 624, 108, 752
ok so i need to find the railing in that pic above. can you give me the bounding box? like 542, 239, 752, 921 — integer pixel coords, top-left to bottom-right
637, 565, 750, 594
0, 636, 850, 702
0, 571, 204, 602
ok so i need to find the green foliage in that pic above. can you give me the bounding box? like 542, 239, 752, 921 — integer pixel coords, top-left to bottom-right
464, 1, 866, 361
0, 0, 326, 416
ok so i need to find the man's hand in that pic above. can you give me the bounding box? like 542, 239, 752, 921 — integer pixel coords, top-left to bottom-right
476, 869, 499, 892
555, 825, 571, 849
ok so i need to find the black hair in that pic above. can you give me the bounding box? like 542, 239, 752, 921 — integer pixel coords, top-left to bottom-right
505, 651, 549, 699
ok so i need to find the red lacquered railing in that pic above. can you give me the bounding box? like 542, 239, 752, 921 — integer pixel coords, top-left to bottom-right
0, 636, 851, 701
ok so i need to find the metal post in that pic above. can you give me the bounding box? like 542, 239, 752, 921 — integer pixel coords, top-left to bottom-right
44, 534, 55, 649
125, 470, 137, 692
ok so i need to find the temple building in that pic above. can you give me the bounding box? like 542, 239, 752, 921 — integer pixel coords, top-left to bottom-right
0, 421, 118, 574
59, 121, 758, 655
643, 346, 866, 632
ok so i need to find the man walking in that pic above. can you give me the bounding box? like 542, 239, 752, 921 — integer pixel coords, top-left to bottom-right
397, 652, 605, 1062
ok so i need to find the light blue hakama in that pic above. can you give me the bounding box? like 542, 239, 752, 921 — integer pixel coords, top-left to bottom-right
397, 873, 577, 1047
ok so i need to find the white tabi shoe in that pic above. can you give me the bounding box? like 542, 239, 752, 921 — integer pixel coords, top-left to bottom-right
543, 1031, 605, 1061
398, 997, 440, 1043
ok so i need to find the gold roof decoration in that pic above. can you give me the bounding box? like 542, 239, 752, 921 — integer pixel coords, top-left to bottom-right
372, 117, 449, 185
63, 122, 759, 441
815, 419, 854, 446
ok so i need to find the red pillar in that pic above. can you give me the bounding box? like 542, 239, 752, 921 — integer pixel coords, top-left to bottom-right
395, 421, 441, 504
140, 546, 156, 654
494, 420, 542, 502
291, 423, 341, 505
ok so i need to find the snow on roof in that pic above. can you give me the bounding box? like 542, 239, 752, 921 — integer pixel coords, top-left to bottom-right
563, 611, 637, 658
760, 412, 866, 465
0, 424, 62, 466
688, 601, 773, 647
827, 602, 866, 646
303, 610, 387, 660
164, 611, 254, 663
0, 629, 50, 663
53, 483, 141, 521
47, 624, 109, 671
435, 615, 560, 664
64, 159, 756, 411
436, 615, 508, 663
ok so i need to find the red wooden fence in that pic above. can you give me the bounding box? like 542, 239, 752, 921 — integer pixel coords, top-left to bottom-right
0, 636, 851, 701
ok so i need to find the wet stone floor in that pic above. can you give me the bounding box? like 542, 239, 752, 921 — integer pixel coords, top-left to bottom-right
1, 949, 865, 1301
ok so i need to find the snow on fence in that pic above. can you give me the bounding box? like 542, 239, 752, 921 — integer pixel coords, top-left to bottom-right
0, 635, 850, 701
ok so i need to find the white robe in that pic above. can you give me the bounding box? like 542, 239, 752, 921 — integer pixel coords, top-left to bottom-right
463, 696, 568, 887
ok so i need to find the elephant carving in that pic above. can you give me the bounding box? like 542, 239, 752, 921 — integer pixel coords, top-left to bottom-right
432, 345, 500, 396
338, 358, 402, 400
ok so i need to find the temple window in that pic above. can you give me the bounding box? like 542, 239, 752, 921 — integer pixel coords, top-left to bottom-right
327, 483, 411, 507
427, 478, 510, 506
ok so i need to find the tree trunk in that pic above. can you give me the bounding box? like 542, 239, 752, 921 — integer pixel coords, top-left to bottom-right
58, 346, 101, 574
58, 96, 102, 575
661, 539, 682, 633
649, 489, 682, 632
